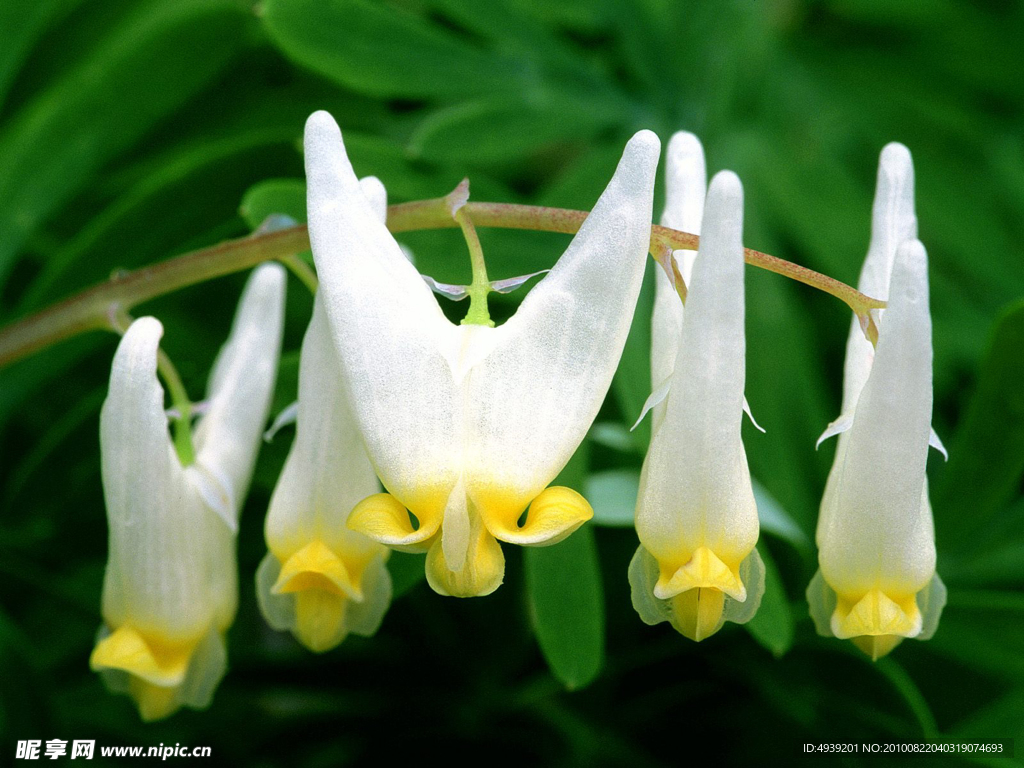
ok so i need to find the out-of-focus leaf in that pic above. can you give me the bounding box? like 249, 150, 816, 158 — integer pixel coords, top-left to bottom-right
261, 0, 519, 100
525, 443, 604, 690
0, 0, 78, 112
752, 478, 812, 554
935, 302, 1024, 553
744, 543, 794, 657
926, 589, 1024, 681
585, 469, 638, 528
409, 95, 612, 166
240, 179, 307, 229
0, 0, 251, 293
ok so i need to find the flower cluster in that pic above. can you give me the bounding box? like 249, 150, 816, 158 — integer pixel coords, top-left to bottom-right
92, 111, 945, 720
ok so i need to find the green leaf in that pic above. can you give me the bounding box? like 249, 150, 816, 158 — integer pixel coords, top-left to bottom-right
744, 543, 794, 657
926, 589, 1024, 681
0, 0, 251, 293
0, 0, 79, 112
524, 443, 604, 689
935, 301, 1024, 553
585, 469, 638, 528
261, 0, 519, 100
240, 179, 307, 229
752, 479, 812, 554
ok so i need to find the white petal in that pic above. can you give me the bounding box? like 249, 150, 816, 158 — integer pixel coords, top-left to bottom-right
631, 376, 672, 432
264, 401, 299, 443
99, 318, 214, 638
819, 240, 936, 596
192, 263, 286, 527
304, 111, 461, 511
462, 130, 660, 512
815, 414, 853, 449
929, 427, 948, 460
651, 132, 706, 425
264, 296, 382, 559
635, 171, 758, 569
837, 143, 917, 420
358, 175, 387, 221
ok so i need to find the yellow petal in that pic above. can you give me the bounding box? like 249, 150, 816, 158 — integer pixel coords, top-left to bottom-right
272, 540, 361, 600
426, 525, 504, 597
348, 492, 440, 552
852, 634, 904, 660
654, 546, 745, 601
90, 625, 196, 687
480, 485, 593, 546
128, 677, 181, 722
669, 588, 726, 642
293, 590, 350, 653
832, 588, 922, 639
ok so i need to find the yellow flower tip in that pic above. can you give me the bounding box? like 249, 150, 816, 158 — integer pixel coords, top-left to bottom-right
90, 625, 196, 687
832, 589, 922, 640
272, 540, 362, 600
129, 677, 182, 722
654, 546, 745, 602
852, 634, 904, 661
293, 590, 350, 653
426, 525, 505, 598
669, 587, 726, 642
482, 485, 593, 546
348, 492, 438, 551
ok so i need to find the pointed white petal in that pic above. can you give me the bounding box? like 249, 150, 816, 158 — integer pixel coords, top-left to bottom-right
99, 318, 213, 638
192, 263, 285, 528
651, 132, 706, 420
358, 175, 387, 222
815, 414, 853, 449
819, 240, 936, 597
264, 401, 299, 443
836, 143, 917, 421
742, 396, 765, 433
264, 297, 382, 559
635, 171, 758, 571
463, 130, 660, 515
929, 427, 948, 460
304, 111, 460, 515
631, 377, 672, 433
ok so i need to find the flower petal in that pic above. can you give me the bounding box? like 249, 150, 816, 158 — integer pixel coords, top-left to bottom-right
819, 240, 936, 599
635, 171, 759, 575
304, 110, 460, 521
99, 318, 213, 640
465, 130, 660, 519
264, 297, 382, 560
483, 485, 593, 546
192, 263, 286, 529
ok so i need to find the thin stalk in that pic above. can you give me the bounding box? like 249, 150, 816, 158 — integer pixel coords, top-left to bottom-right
156, 348, 195, 466
0, 196, 885, 370
454, 208, 493, 327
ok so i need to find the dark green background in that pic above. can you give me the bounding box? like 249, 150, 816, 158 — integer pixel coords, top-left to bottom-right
1, 0, 1022, 765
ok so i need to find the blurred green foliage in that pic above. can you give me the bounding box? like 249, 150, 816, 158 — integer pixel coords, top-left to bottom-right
1, 0, 1022, 765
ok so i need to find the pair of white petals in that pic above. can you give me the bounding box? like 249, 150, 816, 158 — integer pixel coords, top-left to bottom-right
630, 133, 764, 642
302, 110, 660, 597
809, 143, 945, 659
92, 265, 285, 720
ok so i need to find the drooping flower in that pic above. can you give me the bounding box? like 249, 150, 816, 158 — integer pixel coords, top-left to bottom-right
809, 144, 945, 659
256, 176, 393, 652
303, 110, 659, 597
630, 166, 764, 642
90, 264, 285, 720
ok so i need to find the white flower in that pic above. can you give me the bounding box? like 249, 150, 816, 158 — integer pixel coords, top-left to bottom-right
90, 264, 285, 720
256, 177, 393, 652
630, 161, 764, 642
809, 144, 946, 660
303, 110, 659, 597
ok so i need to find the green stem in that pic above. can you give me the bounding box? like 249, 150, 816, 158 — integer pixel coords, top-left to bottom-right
454, 208, 494, 327
156, 348, 195, 466
279, 254, 319, 295
0, 196, 885, 369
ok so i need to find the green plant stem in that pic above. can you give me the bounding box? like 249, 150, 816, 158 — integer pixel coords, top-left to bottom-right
0, 196, 884, 369
454, 208, 494, 327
